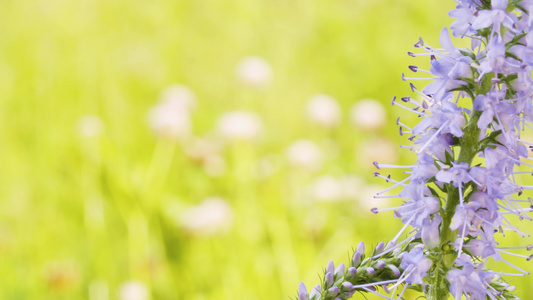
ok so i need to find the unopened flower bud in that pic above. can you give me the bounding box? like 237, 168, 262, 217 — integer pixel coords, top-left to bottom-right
375, 242, 385, 255
387, 265, 401, 277
375, 260, 385, 270
357, 241, 365, 254
310, 285, 321, 299
352, 252, 362, 267
398, 251, 406, 260
366, 267, 375, 276
366, 286, 377, 292
341, 282, 354, 292
334, 263, 345, 278
385, 240, 396, 250
298, 282, 308, 300
344, 290, 355, 298
326, 261, 335, 274
327, 286, 339, 297
347, 267, 357, 278
324, 272, 334, 287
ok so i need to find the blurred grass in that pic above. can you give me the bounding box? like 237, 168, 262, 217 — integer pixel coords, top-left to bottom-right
0, 0, 531, 299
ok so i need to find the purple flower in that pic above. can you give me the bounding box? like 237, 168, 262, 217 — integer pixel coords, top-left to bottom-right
447, 254, 496, 300
466, 230, 499, 260
421, 214, 442, 249
476, 36, 508, 77
471, 0, 518, 36
400, 245, 432, 284
413, 101, 466, 138
396, 196, 440, 228
435, 162, 470, 187
449, 7, 476, 38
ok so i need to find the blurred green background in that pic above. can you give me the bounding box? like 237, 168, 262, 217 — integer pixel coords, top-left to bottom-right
0, 0, 531, 299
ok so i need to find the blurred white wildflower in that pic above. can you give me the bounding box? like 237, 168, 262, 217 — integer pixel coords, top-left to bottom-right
183, 136, 226, 176
118, 281, 148, 300
184, 136, 222, 162
148, 84, 196, 140
350, 99, 387, 130
306, 94, 342, 128
216, 111, 263, 141
356, 137, 398, 169
309, 175, 365, 203
286, 139, 323, 171
203, 155, 226, 177
310, 175, 344, 202
159, 84, 196, 111
180, 197, 234, 236
77, 115, 105, 137
254, 154, 282, 179
357, 184, 390, 211
340, 175, 365, 200
236, 56, 273, 87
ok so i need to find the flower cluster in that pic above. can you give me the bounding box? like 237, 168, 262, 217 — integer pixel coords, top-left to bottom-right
297, 0, 533, 299
297, 241, 408, 300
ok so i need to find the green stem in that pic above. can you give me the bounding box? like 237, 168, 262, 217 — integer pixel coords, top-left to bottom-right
426, 110, 482, 300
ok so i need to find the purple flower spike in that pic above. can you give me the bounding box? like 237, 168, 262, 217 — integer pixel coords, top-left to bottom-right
297, 2, 533, 299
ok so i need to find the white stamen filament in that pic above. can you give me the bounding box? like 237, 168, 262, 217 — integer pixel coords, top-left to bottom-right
374, 194, 402, 199
402, 76, 437, 81
499, 257, 530, 275
376, 177, 412, 195
416, 120, 450, 154
392, 101, 430, 117
498, 249, 531, 259
361, 287, 393, 300
391, 212, 420, 245
376, 163, 414, 169
375, 174, 408, 186
353, 280, 399, 290
397, 120, 412, 130
372, 236, 416, 260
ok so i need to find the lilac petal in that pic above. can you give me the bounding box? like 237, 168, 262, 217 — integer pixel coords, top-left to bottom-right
471, 11, 495, 30
436, 169, 455, 183
422, 214, 442, 249
450, 208, 466, 231
492, 0, 508, 10
477, 110, 494, 130
440, 27, 455, 53
526, 32, 533, 47
449, 8, 472, 20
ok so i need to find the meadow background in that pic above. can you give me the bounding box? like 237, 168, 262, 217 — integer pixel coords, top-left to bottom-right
0, 0, 531, 299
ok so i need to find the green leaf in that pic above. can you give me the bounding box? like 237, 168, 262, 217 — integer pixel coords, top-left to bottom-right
444, 149, 455, 165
